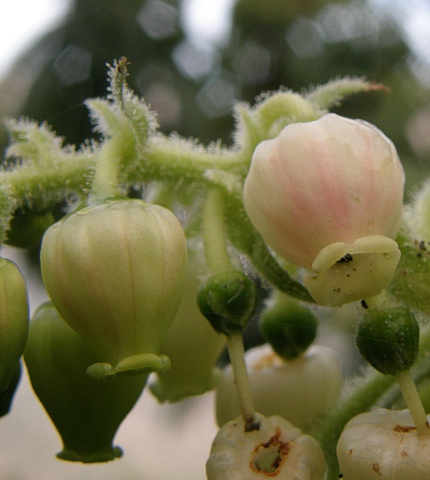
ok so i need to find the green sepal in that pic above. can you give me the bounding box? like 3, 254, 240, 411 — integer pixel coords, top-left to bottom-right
259, 294, 317, 360
0, 362, 21, 417
197, 271, 258, 335
86, 353, 171, 379
24, 302, 147, 463
356, 307, 419, 376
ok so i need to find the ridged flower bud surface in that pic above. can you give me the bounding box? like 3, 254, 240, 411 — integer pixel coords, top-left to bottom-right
243, 114, 405, 305
40, 199, 187, 373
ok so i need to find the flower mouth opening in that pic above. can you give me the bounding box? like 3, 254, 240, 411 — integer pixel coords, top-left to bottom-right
303, 235, 401, 306
250, 427, 290, 476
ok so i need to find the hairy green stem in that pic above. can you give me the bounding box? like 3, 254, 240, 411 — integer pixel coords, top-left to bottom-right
89, 139, 125, 202
202, 188, 233, 274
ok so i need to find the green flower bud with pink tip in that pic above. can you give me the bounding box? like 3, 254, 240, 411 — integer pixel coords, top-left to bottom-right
24, 302, 147, 463
243, 113, 405, 306
0, 258, 29, 416
40, 198, 187, 377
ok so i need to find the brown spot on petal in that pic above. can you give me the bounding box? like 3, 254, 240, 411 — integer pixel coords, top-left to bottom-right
373, 463, 382, 475
393, 424, 416, 433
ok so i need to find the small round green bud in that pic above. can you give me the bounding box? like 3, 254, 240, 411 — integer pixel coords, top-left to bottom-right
259, 294, 317, 360
356, 307, 419, 376
197, 271, 258, 335
24, 302, 147, 463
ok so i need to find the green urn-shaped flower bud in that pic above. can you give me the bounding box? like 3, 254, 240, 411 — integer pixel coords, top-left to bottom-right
0, 258, 29, 416
24, 302, 147, 463
259, 293, 318, 361
40, 199, 187, 377
356, 307, 419, 376
150, 247, 226, 402
197, 271, 258, 335
206, 412, 326, 479
216, 344, 342, 431
337, 408, 430, 479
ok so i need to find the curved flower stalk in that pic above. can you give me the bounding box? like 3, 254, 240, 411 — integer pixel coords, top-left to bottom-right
206, 412, 326, 480
337, 408, 430, 479
40, 198, 187, 377
243, 113, 405, 306
215, 344, 343, 431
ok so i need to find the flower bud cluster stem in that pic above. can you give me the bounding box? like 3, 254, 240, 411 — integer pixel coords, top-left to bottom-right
89, 138, 126, 203
202, 188, 233, 274
202, 187, 256, 425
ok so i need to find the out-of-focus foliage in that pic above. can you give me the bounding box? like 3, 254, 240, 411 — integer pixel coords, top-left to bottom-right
1, 0, 429, 190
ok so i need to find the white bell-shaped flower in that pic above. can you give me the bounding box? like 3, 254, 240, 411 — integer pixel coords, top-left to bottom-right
337, 408, 430, 479
216, 344, 342, 431
206, 412, 326, 479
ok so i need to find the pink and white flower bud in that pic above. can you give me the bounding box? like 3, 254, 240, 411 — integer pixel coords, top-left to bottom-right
243, 114, 405, 306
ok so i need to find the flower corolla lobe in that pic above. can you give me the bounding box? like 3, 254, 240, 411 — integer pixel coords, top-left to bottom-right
243, 113, 405, 305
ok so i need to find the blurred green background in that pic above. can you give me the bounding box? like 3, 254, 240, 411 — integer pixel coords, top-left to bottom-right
1, 0, 430, 199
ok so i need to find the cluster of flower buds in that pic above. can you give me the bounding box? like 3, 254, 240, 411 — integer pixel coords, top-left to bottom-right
243, 113, 405, 306
216, 292, 342, 429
